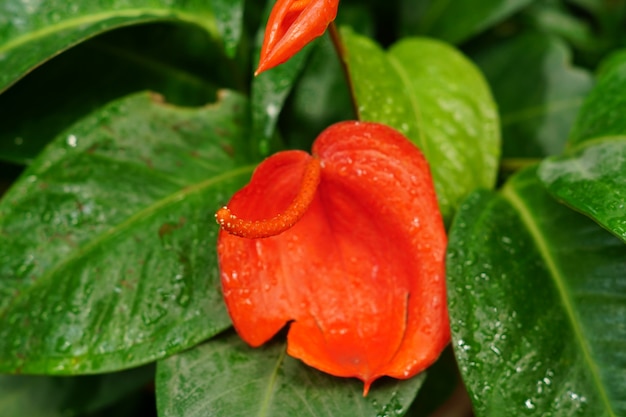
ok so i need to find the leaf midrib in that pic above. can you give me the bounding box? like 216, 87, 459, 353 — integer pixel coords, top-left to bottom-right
257, 347, 286, 417
0, 9, 217, 55
501, 97, 584, 126
0, 164, 255, 321
502, 183, 615, 416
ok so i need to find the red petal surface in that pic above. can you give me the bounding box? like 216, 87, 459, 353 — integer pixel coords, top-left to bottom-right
217, 121, 449, 392
256, 0, 339, 75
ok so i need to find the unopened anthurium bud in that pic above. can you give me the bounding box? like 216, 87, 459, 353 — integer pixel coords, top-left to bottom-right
216, 121, 449, 395
256, 0, 339, 75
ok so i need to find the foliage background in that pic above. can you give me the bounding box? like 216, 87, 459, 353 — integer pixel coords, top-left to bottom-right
0, 0, 625, 416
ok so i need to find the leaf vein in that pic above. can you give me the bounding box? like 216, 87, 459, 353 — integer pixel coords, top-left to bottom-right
257, 346, 287, 417
502, 184, 615, 417
0, 165, 255, 322
0, 9, 217, 55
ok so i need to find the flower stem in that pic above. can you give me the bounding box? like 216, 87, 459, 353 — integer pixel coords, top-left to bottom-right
500, 158, 543, 174
329, 22, 360, 118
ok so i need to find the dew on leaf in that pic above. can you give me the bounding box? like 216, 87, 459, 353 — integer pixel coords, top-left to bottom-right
55, 337, 72, 353
489, 344, 502, 356
457, 339, 471, 352
66, 134, 78, 148
524, 398, 535, 410
142, 304, 167, 326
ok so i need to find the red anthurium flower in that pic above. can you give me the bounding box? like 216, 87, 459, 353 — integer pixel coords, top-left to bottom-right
216, 121, 449, 395
256, 0, 339, 75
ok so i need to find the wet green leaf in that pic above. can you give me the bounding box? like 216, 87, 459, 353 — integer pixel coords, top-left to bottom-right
471, 31, 593, 158
0, 91, 254, 374
342, 29, 500, 223
210, 0, 244, 57
0, 0, 219, 93
399, 0, 532, 44
539, 137, 626, 243
0, 365, 153, 417
0, 23, 232, 166
156, 330, 425, 417
570, 50, 626, 145
250, 0, 315, 158
447, 166, 626, 416
538, 51, 626, 242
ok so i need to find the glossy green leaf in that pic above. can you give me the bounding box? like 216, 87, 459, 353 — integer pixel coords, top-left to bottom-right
539, 52, 626, 244
342, 29, 500, 223
0, 0, 219, 93
210, 0, 244, 57
447, 166, 626, 416
0, 91, 254, 374
0, 365, 153, 417
570, 50, 626, 145
539, 136, 626, 243
156, 330, 425, 417
399, 0, 532, 44
0, 23, 234, 166
471, 31, 593, 158
251, 0, 315, 158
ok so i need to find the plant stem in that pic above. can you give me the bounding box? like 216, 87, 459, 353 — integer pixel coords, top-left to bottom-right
328, 22, 360, 118
500, 158, 543, 174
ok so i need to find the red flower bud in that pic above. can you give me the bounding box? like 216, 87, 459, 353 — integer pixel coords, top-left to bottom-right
256, 0, 339, 75
216, 121, 449, 395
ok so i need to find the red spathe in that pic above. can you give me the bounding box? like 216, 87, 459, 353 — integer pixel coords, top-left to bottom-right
217, 121, 449, 394
256, 0, 339, 75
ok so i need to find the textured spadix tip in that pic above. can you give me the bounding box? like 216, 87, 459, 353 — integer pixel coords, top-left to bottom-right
215, 206, 229, 224
215, 157, 321, 239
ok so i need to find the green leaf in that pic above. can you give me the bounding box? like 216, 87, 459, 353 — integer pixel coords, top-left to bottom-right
0, 365, 153, 417
570, 50, 626, 145
446, 166, 626, 416
0, 0, 219, 93
539, 136, 626, 243
540, 53, 626, 244
0, 91, 254, 374
210, 0, 244, 57
342, 29, 500, 223
0, 23, 231, 166
470, 31, 593, 158
250, 0, 315, 158
399, 0, 532, 44
251, 47, 313, 157
156, 330, 425, 417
